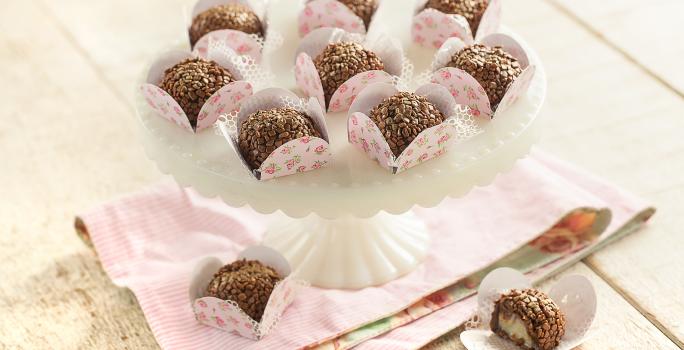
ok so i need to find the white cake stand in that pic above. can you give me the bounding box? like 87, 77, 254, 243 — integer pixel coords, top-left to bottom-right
135, 0, 547, 289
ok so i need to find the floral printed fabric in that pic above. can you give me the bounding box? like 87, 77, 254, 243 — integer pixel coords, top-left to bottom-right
309, 209, 604, 350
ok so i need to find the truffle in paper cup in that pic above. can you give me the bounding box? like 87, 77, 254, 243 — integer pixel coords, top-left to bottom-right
460, 268, 597, 350
347, 82, 481, 174
294, 27, 409, 113
429, 34, 536, 119
217, 88, 332, 181
189, 0, 284, 62
189, 246, 308, 340
412, 0, 501, 48
140, 47, 254, 133
298, 0, 382, 37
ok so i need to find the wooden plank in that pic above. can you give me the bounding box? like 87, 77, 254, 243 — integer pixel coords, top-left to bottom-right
33, 0, 196, 105
0, 0, 160, 348
549, 0, 684, 96
502, 0, 684, 347
423, 263, 680, 350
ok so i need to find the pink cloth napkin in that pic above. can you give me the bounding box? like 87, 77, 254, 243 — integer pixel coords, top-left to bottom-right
357, 149, 653, 350
81, 149, 648, 350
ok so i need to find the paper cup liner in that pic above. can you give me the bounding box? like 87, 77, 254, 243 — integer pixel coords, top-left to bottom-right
216, 88, 332, 181
189, 245, 308, 340
460, 268, 597, 350
347, 82, 482, 174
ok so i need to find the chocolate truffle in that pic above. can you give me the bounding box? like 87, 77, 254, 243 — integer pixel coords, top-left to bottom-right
189, 4, 263, 46
238, 108, 322, 169
424, 0, 489, 34
368, 92, 446, 157
159, 57, 235, 127
490, 289, 566, 350
206, 259, 282, 322
314, 42, 384, 105
446, 44, 522, 107
338, 0, 378, 28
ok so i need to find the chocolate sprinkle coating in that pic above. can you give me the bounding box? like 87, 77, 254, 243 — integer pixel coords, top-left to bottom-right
159, 58, 235, 127
491, 289, 566, 350
238, 108, 322, 169
314, 42, 384, 105
206, 259, 282, 322
446, 44, 523, 108
368, 92, 446, 157
338, 0, 378, 28
189, 4, 263, 46
424, 0, 489, 34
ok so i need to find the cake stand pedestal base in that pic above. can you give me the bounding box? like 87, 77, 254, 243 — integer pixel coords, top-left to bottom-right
262, 211, 430, 289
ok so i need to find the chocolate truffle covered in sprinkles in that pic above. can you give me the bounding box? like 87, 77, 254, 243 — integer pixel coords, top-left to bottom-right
446, 44, 522, 108
159, 57, 235, 127
368, 92, 446, 157
189, 3, 263, 46
490, 289, 566, 350
424, 0, 489, 34
238, 108, 322, 169
338, 0, 378, 28
206, 259, 282, 322
314, 42, 384, 105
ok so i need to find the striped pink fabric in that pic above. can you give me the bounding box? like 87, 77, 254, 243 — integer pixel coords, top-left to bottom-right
356, 149, 652, 350
81, 150, 646, 350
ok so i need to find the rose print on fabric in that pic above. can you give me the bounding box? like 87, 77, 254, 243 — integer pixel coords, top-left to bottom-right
529, 210, 598, 254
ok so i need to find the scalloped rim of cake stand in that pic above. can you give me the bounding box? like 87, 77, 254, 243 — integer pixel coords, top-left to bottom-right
135, 28, 546, 220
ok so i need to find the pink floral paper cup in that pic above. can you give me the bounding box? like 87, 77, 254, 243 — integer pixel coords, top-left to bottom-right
189, 246, 308, 340
460, 268, 597, 350
298, 0, 382, 37
347, 82, 482, 174
429, 33, 536, 119
188, 0, 284, 63
139, 46, 254, 134
216, 88, 333, 181
294, 27, 410, 113
412, 0, 502, 49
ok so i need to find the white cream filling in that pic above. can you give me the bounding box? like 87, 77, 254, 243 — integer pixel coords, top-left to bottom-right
498, 312, 535, 349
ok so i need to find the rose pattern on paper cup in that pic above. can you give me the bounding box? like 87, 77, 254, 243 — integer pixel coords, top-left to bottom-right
216, 88, 333, 181
140, 47, 255, 133
412, 9, 473, 49
189, 247, 309, 340
193, 29, 263, 63
328, 70, 393, 112
347, 82, 479, 174
295, 27, 406, 112
412, 0, 502, 48
430, 67, 493, 119
257, 137, 331, 181
295, 53, 326, 110
429, 33, 536, 119
298, 0, 367, 37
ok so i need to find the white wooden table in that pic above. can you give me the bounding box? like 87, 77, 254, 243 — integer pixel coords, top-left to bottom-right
1, 0, 683, 349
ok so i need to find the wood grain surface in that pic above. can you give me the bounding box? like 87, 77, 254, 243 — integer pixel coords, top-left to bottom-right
1, 0, 683, 349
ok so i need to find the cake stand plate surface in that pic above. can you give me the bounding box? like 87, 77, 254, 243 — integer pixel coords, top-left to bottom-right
136, 0, 546, 288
